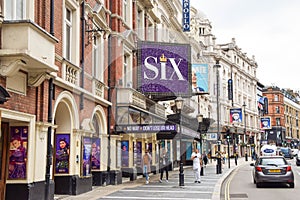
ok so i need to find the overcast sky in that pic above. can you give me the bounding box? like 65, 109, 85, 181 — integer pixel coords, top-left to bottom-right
190, 0, 300, 91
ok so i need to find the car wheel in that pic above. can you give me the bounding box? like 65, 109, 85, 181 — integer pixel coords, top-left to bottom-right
290, 183, 295, 188
256, 183, 262, 188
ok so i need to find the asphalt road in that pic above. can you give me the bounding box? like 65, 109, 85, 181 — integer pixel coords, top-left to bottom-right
221, 158, 300, 200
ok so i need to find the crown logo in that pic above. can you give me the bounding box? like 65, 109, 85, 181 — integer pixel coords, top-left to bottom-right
160, 54, 167, 62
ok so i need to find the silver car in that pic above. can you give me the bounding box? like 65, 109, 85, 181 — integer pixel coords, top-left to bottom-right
250, 156, 294, 188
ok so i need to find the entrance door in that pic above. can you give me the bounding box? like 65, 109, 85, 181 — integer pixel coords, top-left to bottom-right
0, 122, 9, 199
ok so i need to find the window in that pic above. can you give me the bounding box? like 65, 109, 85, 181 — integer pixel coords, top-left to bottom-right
276, 118, 281, 126
123, 0, 131, 24
93, 35, 104, 81
137, 9, 143, 39
5, 0, 26, 20
123, 55, 128, 87
275, 106, 280, 114
274, 94, 278, 101
65, 7, 72, 61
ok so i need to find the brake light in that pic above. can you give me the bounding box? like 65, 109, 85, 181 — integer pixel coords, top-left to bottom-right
286, 166, 292, 171
256, 166, 262, 172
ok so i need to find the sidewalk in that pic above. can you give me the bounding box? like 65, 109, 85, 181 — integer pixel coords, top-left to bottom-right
55, 157, 249, 200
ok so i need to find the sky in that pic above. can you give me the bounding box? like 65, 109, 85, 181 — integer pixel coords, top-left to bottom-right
190, 0, 300, 91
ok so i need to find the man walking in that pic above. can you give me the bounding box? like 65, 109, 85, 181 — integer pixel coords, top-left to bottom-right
142, 150, 152, 184
191, 148, 201, 183
159, 148, 169, 183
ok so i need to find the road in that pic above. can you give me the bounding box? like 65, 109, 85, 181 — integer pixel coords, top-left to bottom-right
221, 158, 300, 200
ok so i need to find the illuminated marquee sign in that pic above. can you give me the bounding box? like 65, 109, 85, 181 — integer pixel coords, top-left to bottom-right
117, 124, 177, 133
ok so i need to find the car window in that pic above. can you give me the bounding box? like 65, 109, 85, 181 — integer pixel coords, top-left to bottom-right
260, 158, 286, 165
281, 148, 288, 153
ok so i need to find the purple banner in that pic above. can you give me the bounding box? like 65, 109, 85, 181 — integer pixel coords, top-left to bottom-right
121, 141, 129, 167
91, 138, 101, 170
55, 134, 70, 174
138, 41, 191, 97
8, 126, 28, 179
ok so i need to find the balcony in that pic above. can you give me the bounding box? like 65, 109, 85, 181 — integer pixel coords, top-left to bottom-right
0, 20, 58, 86
117, 88, 166, 117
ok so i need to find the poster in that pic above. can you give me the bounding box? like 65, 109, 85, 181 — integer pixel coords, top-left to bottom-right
55, 134, 70, 174
83, 137, 92, 176
91, 138, 101, 170
8, 126, 28, 179
133, 141, 142, 167
121, 141, 129, 167
230, 108, 243, 123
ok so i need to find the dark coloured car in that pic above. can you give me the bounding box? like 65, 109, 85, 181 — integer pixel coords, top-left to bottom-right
296, 153, 300, 166
280, 147, 293, 159
250, 156, 294, 188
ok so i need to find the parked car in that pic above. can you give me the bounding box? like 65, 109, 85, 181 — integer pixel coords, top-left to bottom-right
296, 153, 300, 166
250, 155, 294, 188
280, 147, 293, 159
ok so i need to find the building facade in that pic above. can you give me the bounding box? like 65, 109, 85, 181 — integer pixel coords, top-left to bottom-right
188, 9, 260, 159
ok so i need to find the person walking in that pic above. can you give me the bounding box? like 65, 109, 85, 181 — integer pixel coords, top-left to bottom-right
159, 148, 169, 183
191, 148, 201, 183
202, 151, 208, 167
142, 150, 152, 184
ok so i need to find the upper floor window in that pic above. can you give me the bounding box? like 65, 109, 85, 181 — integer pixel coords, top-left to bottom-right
123, 0, 131, 25
64, 7, 72, 61
274, 94, 278, 101
137, 9, 144, 39
5, 0, 26, 20
199, 27, 205, 35
93, 35, 104, 82
276, 117, 280, 126
123, 53, 132, 88
275, 106, 280, 114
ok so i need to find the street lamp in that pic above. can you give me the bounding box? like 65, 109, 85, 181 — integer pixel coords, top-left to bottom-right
175, 97, 184, 186
197, 114, 203, 154
197, 114, 204, 176
214, 60, 222, 174
243, 102, 248, 161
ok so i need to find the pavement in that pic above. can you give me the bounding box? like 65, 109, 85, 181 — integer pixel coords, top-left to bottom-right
54, 157, 249, 200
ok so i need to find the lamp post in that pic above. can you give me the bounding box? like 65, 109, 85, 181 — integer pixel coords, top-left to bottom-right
197, 114, 204, 154
243, 102, 248, 161
214, 60, 222, 174
197, 114, 204, 176
233, 125, 238, 165
175, 97, 184, 186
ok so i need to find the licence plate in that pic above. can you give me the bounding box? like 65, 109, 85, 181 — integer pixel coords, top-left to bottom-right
269, 169, 280, 173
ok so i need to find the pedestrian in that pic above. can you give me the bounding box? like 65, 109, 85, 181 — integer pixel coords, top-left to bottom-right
191, 148, 201, 183
159, 148, 169, 183
202, 151, 208, 167
142, 149, 152, 184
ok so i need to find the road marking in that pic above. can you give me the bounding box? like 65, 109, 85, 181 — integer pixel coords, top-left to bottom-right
119, 189, 212, 194
224, 169, 238, 200
100, 196, 211, 200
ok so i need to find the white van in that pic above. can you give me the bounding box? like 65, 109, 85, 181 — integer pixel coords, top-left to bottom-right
260, 145, 277, 156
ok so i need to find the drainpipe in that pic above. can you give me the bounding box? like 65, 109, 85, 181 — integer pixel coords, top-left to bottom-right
45, 0, 54, 199
107, 0, 112, 181
80, 0, 85, 110
45, 77, 53, 200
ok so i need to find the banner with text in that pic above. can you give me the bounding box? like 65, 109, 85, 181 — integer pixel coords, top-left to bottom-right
138, 41, 191, 98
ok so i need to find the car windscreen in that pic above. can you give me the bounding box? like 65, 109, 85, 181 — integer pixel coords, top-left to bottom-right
259, 158, 286, 166
280, 148, 290, 154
